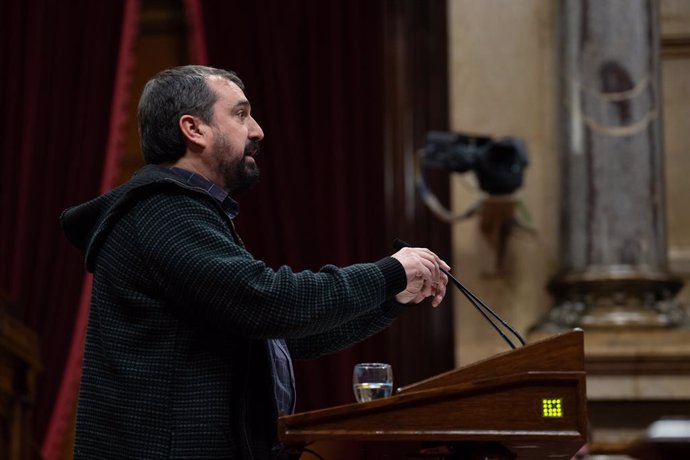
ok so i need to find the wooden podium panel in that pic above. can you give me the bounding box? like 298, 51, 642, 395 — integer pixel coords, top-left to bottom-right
0, 311, 41, 460
279, 330, 587, 459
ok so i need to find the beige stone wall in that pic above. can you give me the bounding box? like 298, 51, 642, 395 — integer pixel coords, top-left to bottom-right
448, 0, 690, 367
662, 0, 690, 310
448, 0, 560, 365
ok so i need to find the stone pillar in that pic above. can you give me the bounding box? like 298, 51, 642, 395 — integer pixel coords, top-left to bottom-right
545, 0, 685, 329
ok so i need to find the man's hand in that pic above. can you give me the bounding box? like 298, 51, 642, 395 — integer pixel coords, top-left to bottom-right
391, 247, 450, 307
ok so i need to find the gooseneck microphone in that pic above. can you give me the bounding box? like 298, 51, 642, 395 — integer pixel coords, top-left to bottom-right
393, 238, 526, 349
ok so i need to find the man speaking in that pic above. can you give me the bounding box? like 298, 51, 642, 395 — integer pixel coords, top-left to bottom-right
62, 65, 449, 459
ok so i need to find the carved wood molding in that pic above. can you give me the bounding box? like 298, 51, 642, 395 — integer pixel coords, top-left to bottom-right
382, 0, 453, 389
662, 35, 690, 58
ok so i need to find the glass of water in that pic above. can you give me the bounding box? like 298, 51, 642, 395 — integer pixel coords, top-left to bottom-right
353, 363, 393, 403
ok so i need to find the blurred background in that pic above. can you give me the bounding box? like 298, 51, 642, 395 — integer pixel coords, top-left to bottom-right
1, 0, 689, 459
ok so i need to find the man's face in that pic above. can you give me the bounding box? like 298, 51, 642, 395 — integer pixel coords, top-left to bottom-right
206, 77, 264, 194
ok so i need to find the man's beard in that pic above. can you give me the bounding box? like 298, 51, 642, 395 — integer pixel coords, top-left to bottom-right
214, 137, 261, 195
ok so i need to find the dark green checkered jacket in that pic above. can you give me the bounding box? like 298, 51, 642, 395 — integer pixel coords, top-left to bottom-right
61, 165, 407, 459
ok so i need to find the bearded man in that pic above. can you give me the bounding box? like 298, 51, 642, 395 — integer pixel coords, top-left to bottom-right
61, 65, 448, 459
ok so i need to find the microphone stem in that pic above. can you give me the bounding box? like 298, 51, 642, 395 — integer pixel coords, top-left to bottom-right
393, 238, 526, 349
444, 268, 525, 349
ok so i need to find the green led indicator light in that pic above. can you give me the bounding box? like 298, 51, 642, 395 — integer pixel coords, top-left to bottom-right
542, 398, 563, 417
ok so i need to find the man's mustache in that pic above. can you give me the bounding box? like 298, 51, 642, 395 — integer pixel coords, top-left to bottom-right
244, 140, 260, 156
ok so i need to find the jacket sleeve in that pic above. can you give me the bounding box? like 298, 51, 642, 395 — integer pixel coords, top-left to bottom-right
285, 300, 406, 359
128, 191, 407, 339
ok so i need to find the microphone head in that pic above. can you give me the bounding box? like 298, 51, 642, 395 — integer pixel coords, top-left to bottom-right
392, 238, 411, 250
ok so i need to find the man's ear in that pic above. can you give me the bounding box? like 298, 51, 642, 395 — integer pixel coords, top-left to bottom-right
179, 114, 208, 148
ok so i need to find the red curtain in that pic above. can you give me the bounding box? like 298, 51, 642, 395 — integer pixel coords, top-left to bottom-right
187, 0, 393, 412
0, 0, 140, 455
1, 0, 449, 455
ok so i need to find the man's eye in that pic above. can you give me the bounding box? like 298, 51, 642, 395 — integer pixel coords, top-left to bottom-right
237, 111, 247, 119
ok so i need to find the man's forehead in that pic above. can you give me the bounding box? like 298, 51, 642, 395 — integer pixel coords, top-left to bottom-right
207, 75, 237, 86
208, 76, 246, 100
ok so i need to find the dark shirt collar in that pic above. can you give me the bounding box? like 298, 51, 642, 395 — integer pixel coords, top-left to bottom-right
169, 167, 240, 219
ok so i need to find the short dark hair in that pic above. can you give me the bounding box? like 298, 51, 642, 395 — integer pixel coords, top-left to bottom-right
137, 65, 245, 164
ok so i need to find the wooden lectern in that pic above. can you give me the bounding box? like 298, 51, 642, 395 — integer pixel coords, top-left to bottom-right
0, 310, 41, 460
279, 330, 587, 459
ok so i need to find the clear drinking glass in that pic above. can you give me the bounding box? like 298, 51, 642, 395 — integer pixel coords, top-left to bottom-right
352, 362, 393, 403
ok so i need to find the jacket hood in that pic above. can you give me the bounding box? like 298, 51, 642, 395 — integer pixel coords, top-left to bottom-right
60, 165, 196, 272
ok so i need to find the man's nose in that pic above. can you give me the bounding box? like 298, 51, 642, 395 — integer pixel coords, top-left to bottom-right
249, 117, 264, 140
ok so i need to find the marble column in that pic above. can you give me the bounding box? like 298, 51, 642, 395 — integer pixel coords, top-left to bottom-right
545, 0, 685, 328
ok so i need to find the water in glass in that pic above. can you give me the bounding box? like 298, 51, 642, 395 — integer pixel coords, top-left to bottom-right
353, 363, 393, 403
